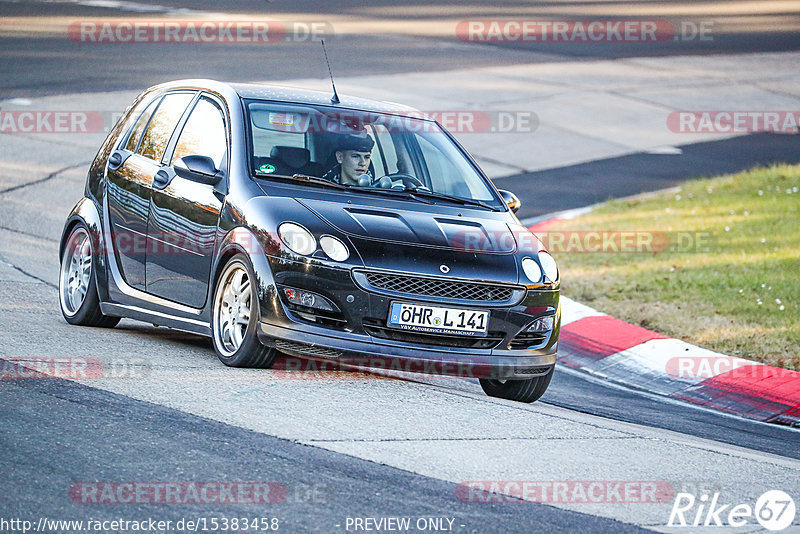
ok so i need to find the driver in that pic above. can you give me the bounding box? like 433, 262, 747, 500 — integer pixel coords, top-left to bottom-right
322, 133, 374, 186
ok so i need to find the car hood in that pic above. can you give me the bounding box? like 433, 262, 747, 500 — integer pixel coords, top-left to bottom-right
297, 198, 517, 254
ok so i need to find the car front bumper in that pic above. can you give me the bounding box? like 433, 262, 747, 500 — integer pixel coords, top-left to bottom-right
257, 257, 559, 379
257, 320, 557, 380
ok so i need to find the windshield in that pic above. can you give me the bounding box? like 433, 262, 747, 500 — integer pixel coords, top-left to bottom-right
245, 100, 502, 206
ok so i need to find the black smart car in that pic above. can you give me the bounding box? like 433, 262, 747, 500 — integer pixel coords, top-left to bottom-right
59, 79, 560, 402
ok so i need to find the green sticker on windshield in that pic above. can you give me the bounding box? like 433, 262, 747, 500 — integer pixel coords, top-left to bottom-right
259, 163, 276, 174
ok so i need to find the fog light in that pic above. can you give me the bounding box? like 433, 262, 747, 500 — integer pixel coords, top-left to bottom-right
282, 286, 336, 312
527, 315, 554, 332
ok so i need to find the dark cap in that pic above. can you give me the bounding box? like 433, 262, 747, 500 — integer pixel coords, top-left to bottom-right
337, 133, 374, 153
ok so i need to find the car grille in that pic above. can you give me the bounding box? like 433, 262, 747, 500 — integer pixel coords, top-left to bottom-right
509, 331, 549, 349
355, 270, 522, 305
363, 320, 504, 349
274, 340, 343, 359
514, 366, 552, 376
284, 305, 348, 329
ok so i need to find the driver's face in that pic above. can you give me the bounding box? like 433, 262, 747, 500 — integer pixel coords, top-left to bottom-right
336, 150, 371, 184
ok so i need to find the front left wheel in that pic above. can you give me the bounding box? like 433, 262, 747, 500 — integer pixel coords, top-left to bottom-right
479, 366, 554, 403
212, 254, 277, 368
58, 223, 120, 328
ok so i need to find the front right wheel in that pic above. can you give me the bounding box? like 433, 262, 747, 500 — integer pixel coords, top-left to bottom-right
479, 367, 554, 403
212, 254, 276, 368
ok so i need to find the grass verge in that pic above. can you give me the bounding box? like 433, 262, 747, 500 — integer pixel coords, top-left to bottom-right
544, 164, 799, 370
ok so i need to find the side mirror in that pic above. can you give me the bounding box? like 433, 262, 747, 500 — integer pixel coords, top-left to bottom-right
174, 155, 221, 185
498, 189, 521, 213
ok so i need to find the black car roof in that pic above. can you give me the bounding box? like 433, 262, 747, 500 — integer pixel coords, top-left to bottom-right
152, 79, 431, 119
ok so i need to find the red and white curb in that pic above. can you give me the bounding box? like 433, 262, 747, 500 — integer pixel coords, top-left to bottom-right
527, 216, 800, 427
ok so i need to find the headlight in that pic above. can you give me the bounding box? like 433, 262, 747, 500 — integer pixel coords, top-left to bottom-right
320, 235, 350, 262
538, 252, 558, 282
521, 257, 542, 283
278, 223, 316, 255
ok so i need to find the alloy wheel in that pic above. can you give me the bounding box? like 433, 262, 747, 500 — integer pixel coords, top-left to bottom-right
59, 227, 92, 316
214, 263, 252, 356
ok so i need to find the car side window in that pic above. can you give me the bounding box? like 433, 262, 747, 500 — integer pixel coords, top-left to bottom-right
418, 135, 462, 196
124, 97, 161, 152
136, 93, 194, 162
170, 97, 227, 170
369, 125, 397, 176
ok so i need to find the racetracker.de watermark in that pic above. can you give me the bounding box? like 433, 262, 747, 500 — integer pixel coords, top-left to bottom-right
456, 19, 713, 42
68, 20, 333, 43
667, 111, 800, 134
457, 481, 674, 503
271, 356, 496, 380
0, 357, 151, 379
261, 109, 538, 134
459, 229, 715, 254
0, 109, 538, 135
527, 230, 715, 254
0, 110, 109, 134
664, 357, 799, 380
69, 482, 287, 505
67, 229, 716, 258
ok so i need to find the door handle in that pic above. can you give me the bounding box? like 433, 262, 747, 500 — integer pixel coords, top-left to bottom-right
153, 169, 172, 189
108, 151, 125, 170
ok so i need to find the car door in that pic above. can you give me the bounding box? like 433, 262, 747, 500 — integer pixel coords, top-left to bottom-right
144, 94, 228, 308
106, 91, 195, 289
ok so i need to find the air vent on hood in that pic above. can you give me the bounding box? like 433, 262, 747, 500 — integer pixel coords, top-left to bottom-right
297, 199, 517, 253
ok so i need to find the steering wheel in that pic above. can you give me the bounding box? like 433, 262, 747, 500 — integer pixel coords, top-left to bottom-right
379, 173, 426, 190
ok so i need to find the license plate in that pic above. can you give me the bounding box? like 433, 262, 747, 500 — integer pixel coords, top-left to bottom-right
387, 302, 489, 337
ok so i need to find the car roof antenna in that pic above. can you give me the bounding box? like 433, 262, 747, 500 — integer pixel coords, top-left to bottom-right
321, 39, 340, 104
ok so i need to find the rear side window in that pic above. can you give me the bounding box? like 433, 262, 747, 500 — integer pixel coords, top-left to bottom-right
137, 93, 194, 162
252, 125, 306, 155
171, 97, 227, 170
124, 97, 161, 152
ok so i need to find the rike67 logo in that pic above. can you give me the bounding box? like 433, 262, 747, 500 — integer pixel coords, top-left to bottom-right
668, 490, 796, 531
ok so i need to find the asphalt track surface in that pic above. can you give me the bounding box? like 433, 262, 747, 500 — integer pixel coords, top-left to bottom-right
3, 0, 800, 99
1, 366, 644, 533
2, 1, 800, 532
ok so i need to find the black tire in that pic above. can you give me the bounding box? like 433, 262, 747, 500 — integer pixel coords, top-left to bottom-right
211, 253, 276, 368
479, 367, 554, 403
59, 223, 120, 328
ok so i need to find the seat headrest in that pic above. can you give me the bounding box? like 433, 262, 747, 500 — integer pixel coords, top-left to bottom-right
270, 146, 310, 169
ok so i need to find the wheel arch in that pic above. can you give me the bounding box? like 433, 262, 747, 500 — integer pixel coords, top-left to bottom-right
212, 226, 279, 321
60, 197, 111, 303
60, 197, 102, 259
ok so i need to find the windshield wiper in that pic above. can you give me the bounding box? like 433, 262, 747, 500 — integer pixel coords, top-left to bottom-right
346, 186, 435, 204
394, 187, 500, 211
285, 175, 432, 203
253, 171, 349, 190
255, 172, 434, 203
